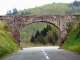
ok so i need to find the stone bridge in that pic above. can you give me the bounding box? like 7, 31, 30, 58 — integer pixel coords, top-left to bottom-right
0, 15, 77, 45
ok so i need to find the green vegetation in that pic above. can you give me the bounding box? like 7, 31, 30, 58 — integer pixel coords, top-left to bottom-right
30, 24, 58, 45
62, 15, 80, 54
20, 22, 59, 47
20, 22, 48, 47
66, 21, 74, 33
20, 22, 48, 42
6, 1, 80, 15
0, 21, 18, 58
5, 0, 80, 54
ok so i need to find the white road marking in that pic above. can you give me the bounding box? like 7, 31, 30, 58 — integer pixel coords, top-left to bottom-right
44, 53, 47, 56
42, 49, 49, 59
46, 56, 49, 59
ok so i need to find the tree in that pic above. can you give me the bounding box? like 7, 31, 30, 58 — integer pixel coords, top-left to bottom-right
41, 24, 52, 36
41, 27, 47, 36
25, 11, 31, 15
20, 11, 25, 15
12, 8, 18, 15
72, 0, 80, 7
67, 22, 74, 33
35, 30, 40, 38
48, 36, 55, 45
53, 31, 58, 41
30, 35, 35, 43
30, 24, 58, 45
6, 10, 12, 16
78, 7, 80, 12
6, 8, 18, 15
46, 24, 52, 30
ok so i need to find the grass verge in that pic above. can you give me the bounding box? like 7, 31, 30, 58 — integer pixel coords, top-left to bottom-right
0, 21, 18, 59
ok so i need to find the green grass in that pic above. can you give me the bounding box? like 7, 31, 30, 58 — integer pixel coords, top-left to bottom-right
62, 29, 80, 54
62, 15, 80, 54
0, 21, 18, 58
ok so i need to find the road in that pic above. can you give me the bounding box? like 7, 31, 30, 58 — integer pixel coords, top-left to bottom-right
2, 46, 80, 60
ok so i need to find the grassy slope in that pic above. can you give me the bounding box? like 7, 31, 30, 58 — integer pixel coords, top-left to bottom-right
62, 15, 80, 54
0, 21, 18, 58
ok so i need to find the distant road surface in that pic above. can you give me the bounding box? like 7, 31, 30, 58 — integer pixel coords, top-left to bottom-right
2, 46, 80, 60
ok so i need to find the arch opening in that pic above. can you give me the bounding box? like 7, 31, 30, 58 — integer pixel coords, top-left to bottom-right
20, 22, 60, 47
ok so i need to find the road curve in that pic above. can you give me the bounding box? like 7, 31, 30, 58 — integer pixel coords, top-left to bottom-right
2, 46, 80, 60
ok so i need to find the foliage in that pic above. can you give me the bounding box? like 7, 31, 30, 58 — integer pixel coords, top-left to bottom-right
0, 20, 10, 32
30, 35, 35, 43
70, 0, 80, 7
66, 21, 74, 33
0, 21, 18, 58
35, 30, 41, 38
30, 24, 58, 45
62, 15, 80, 54
6, 10, 12, 16
6, 8, 18, 16
20, 32, 28, 41
6, 1, 80, 15
17, 1, 80, 15
20, 22, 48, 42
12, 8, 18, 15
20, 22, 58, 47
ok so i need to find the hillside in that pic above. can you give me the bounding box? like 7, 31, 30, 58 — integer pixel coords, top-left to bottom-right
62, 15, 80, 54
0, 21, 18, 59
6, 1, 80, 15
17, 1, 80, 15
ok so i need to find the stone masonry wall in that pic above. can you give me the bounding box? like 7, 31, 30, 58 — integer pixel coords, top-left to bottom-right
0, 15, 77, 45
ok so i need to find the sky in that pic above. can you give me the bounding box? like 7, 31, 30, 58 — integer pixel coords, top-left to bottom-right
0, 0, 78, 15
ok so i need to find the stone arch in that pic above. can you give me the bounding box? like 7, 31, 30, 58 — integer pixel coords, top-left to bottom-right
0, 15, 77, 45
22, 21, 60, 30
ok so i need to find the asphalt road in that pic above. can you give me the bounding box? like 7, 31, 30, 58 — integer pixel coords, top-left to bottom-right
2, 46, 80, 60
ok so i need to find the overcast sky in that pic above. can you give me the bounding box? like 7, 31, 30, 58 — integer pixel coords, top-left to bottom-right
0, 0, 78, 15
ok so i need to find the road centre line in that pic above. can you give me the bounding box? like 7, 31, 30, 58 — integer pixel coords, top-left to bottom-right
45, 53, 47, 56
42, 49, 49, 60
46, 56, 49, 59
